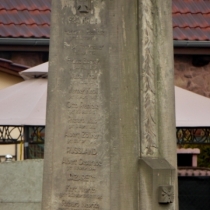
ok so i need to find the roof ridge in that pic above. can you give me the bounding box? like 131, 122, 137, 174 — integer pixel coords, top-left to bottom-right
173, 25, 210, 29
0, 58, 29, 76
0, 23, 50, 26
0, 8, 51, 12
173, 11, 210, 15
0, 0, 51, 38
173, 0, 210, 2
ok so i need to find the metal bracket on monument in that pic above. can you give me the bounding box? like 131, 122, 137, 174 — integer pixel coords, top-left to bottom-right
139, 158, 175, 205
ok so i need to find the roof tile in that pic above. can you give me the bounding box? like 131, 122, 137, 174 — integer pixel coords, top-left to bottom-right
173, 0, 210, 41
1, 0, 51, 11
0, 58, 29, 76
0, 23, 50, 38
0, 0, 51, 38
0, 0, 210, 41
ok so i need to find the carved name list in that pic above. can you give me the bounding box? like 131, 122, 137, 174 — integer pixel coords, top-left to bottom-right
55, 1, 109, 210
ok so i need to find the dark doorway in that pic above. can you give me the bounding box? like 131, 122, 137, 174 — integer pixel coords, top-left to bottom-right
179, 177, 210, 210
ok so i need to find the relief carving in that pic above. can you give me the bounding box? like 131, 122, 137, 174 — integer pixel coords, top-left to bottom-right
140, 0, 158, 156
76, 0, 91, 14
60, 0, 76, 14
158, 186, 174, 204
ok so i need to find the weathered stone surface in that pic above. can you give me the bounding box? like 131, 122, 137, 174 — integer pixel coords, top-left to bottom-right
0, 160, 43, 210
42, 0, 178, 210
0, 203, 41, 210
42, 1, 139, 210
138, 0, 178, 209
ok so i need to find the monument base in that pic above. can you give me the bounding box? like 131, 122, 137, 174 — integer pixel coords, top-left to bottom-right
0, 160, 43, 210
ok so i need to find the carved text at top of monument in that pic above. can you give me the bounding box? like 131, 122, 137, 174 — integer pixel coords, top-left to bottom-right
64, 31, 106, 48
64, 29, 105, 36
66, 16, 98, 25
64, 58, 101, 71
61, 0, 92, 14
64, 41, 104, 56
61, 0, 105, 24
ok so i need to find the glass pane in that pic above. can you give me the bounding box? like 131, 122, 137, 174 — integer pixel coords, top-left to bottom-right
177, 128, 210, 144
28, 143, 44, 159
28, 126, 45, 143
26, 126, 45, 159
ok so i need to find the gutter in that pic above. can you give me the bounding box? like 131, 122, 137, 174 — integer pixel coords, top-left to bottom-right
174, 40, 210, 48
0, 38, 49, 46
0, 38, 209, 48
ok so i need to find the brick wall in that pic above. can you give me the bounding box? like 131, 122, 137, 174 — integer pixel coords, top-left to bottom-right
0, 51, 48, 67
12, 52, 48, 67
175, 55, 210, 98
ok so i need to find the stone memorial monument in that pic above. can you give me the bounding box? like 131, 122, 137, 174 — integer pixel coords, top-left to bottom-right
42, 0, 178, 210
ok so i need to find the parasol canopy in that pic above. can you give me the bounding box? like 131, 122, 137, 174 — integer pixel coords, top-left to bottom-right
175, 86, 210, 127
0, 62, 48, 126
0, 62, 210, 127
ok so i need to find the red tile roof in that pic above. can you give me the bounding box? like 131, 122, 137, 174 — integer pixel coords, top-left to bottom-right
173, 0, 210, 41
0, 0, 209, 41
0, 58, 29, 76
0, 0, 51, 38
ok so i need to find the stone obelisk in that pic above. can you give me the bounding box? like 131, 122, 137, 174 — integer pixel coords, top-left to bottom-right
42, 0, 178, 210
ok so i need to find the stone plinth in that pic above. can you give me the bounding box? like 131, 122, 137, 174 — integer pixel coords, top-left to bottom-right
0, 160, 43, 210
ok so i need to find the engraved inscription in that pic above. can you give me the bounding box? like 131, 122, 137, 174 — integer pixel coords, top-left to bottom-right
67, 147, 97, 155
56, 1, 108, 209
60, 200, 100, 209
67, 16, 98, 24
64, 42, 104, 56
65, 29, 105, 36
64, 58, 100, 71
62, 157, 102, 166
62, 186, 102, 200
67, 102, 99, 110
68, 173, 96, 182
